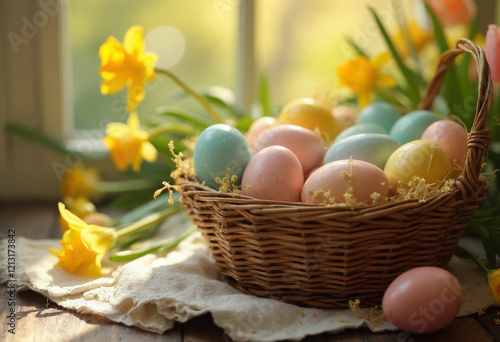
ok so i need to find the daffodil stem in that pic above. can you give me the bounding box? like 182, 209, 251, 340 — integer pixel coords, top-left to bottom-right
115, 204, 183, 239
148, 122, 199, 139
97, 179, 157, 193
155, 68, 223, 124
456, 244, 491, 275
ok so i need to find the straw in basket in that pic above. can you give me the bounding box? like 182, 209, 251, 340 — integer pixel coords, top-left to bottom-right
177, 39, 493, 308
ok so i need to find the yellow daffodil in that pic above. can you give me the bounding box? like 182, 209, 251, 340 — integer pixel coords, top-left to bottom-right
99, 26, 158, 111
488, 269, 500, 305
393, 20, 433, 57
61, 164, 100, 199
52, 202, 117, 277
337, 53, 397, 108
103, 111, 158, 172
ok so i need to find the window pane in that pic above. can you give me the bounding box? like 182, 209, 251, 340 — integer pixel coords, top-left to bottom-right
69, 0, 237, 130
256, 0, 403, 107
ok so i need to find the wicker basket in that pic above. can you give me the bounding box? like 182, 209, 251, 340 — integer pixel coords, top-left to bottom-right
177, 39, 493, 308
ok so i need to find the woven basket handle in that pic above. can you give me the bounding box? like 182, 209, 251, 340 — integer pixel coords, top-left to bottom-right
418, 38, 493, 196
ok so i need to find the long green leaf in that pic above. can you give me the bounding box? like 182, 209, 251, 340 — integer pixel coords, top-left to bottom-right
425, 3, 464, 117
109, 226, 197, 262
156, 106, 212, 129
5, 123, 109, 160
368, 6, 421, 106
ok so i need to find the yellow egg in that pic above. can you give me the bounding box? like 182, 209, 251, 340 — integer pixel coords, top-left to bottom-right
384, 140, 451, 191
279, 98, 339, 144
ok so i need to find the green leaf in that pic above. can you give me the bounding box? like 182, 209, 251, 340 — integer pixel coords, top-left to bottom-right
109, 225, 197, 262
167, 86, 241, 118
424, 3, 464, 118
345, 37, 368, 58
471, 220, 497, 267
5, 123, 109, 160
156, 106, 212, 129
367, 6, 422, 107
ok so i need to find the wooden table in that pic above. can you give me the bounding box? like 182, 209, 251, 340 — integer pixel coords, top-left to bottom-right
1, 201, 499, 341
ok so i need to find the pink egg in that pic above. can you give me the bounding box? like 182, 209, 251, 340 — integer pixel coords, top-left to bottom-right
246, 116, 278, 148
332, 105, 357, 131
301, 159, 390, 205
382, 266, 462, 334
242, 146, 303, 202
254, 124, 325, 175
421, 120, 468, 176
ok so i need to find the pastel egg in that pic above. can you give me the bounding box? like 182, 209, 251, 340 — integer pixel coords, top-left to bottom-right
421, 120, 468, 173
332, 105, 357, 131
254, 124, 325, 175
193, 124, 253, 189
245, 116, 278, 149
278, 98, 339, 143
384, 140, 451, 191
389, 110, 439, 145
334, 123, 389, 144
242, 146, 303, 202
382, 267, 462, 334
301, 159, 390, 205
356, 102, 401, 132
324, 133, 401, 169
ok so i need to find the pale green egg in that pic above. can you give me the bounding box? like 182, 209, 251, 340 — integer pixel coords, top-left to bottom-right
389, 110, 438, 145
356, 102, 401, 132
333, 123, 388, 144
193, 124, 253, 189
324, 133, 401, 169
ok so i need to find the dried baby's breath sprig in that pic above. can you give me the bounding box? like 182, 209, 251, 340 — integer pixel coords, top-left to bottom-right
348, 299, 385, 327
216, 168, 242, 195
392, 176, 456, 202
154, 181, 180, 204
168, 140, 195, 180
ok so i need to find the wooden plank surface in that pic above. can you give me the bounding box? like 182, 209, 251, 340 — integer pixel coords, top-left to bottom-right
0, 201, 499, 342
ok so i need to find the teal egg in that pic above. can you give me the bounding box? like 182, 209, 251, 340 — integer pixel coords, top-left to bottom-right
334, 123, 388, 144
389, 110, 439, 145
356, 102, 401, 132
193, 124, 253, 189
324, 133, 401, 169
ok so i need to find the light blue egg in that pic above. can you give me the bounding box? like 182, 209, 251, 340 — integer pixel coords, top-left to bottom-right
356, 102, 401, 132
334, 123, 388, 144
193, 124, 253, 189
389, 110, 439, 145
324, 133, 401, 169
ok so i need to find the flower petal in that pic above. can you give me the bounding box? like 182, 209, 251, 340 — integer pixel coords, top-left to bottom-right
80, 225, 117, 254
357, 91, 373, 109
370, 52, 391, 69
100, 75, 128, 95
58, 202, 86, 232
126, 79, 146, 111
375, 72, 398, 89
99, 37, 126, 72
126, 111, 140, 132
124, 26, 144, 57
141, 141, 158, 163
